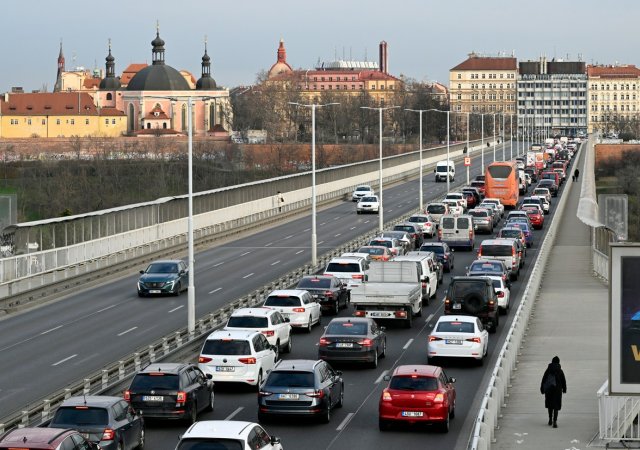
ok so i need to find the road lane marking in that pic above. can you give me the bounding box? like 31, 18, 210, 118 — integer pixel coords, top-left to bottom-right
336, 412, 354, 431
296, 250, 304, 254
426, 313, 434, 323
52, 354, 77, 366
118, 327, 138, 337
41, 325, 63, 335
243, 273, 254, 279
225, 407, 244, 421
387, 209, 393, 212
403, 338, 414, 350
320, 222, 326, 226
284, 235, 293, 240
333, 216, 340, 220
240, 251, 251, 256
364, 220, 370, 223
350, 226, 356, 230
271, 260, 281, 266
318, 241, 324, 245
213, 261, 224, 267
168, 305, 184, 313
334, 233, 341, 237
209, 287, 222, 294
304, 228, 311, 232
375, 370, 389, 384
96, 304, 117, 313
265, 242, 273, 247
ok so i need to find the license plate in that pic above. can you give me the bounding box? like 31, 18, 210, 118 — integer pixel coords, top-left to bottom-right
369, 312, 392, 317
278, 393, 299, 400
446, 339, 462, 345
401, 411, 424, 417
149, 290, 161, 294
336, 343, 354, 348
142, 395, 163, 402
215, 366, 235, 372
452, 304, 461, 310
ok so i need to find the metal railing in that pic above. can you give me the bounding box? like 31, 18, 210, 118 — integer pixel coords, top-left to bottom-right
598, 380, 640, 440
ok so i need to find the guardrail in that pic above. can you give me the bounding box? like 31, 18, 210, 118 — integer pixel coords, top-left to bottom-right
468, 155, 576, 450
0, 198, 422, 433
597, 380, 640, 440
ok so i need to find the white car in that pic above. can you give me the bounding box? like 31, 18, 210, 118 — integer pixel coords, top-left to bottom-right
485, 275, 511, 313
441, 199, 463, 216
444, 192, 467, 209
176, 421, 283, 450
352, 185, 374, 202
482, 198, 505, 218
224, 307, 292, 355
532, 187, 552, 204
263, 289, 322, 332
356, 195, 380, 214
198, 330, 278, 388
407, 214, 436, 238
427, 315, 489, 364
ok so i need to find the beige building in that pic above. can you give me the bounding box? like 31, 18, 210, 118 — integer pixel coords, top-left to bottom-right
449, 53, 518, 115
587, 64, 640, 133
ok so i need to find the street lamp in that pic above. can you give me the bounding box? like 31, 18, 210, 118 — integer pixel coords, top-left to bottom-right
510, 114, 514, 160
405, 108, 429, 211
289, 102, 339, 267
361, 105, 400, 231
502, 112, 506, 161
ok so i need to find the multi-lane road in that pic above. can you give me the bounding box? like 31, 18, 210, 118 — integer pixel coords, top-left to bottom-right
0, 141, 567, 450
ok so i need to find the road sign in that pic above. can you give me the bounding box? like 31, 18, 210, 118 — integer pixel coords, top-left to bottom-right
464, 157, 471, 166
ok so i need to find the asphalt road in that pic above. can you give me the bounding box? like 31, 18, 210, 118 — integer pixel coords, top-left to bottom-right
0, 141, 566, 450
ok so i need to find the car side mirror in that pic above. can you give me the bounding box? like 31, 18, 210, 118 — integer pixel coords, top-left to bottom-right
336, 370, 343, 376
284, 318, 290, 323
451, 248, 455, 252
139, 270, 144, 274
270, 436, 281, 446
380, 326, 386, 332
450, 377, 456, 384
383, 375, 391, 382
179, 270, 186, 276
205, 373, 213, 380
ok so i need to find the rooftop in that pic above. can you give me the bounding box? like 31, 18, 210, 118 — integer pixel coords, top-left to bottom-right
452, 54, 517, 71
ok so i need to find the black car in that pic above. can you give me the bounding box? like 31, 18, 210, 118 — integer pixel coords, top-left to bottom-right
49, 396, 144, 450
420, 242, 454, 272
318, 317, 386, 368
536, 179, 558, 197
295, 275, 349, 315
444, 276, 499, 332
258, 359, 344, 423
393, 223, 423, 249
125, 363, 214, 424
524, 168, 538, 183
137, 260, 189, 297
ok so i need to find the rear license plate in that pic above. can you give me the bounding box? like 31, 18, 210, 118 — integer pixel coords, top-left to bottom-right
142, 395, 163, 402
312, 294, 319, 298
216, 366, 235, 372
452, 303, 461, 310
278, 393, 299, 400
446, 339, 462, 345
336, 343, 354, 348
369, 312, 392, 317
401, 411, 424, 417
149, 290, 161, 294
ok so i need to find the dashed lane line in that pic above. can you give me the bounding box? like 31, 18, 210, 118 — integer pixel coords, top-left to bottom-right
209, 287, 222, 294
225, 407, 244, 421
52, 354, 77, 366
117, 327, 138, 337
168, 305, 184, 313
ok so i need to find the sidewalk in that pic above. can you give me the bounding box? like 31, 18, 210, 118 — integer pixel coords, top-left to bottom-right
494, 155, 609, 449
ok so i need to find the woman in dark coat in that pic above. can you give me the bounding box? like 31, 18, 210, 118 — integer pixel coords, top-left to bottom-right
540, 356, 567, 428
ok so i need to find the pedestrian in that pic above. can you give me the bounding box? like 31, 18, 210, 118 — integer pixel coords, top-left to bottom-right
573, 168, 579, 182
276, 191, 284, 213
540, 356, 567, 428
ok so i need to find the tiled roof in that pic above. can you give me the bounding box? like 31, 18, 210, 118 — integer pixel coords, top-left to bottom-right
270, 69, 400, 83
0, 92, 120, 116
121, 63, 148, 86
83, 78, 101, 89
144, 104, 169, 120
587, 65, 640, 79
452, 56, 517, 71
99, 107, 125, 116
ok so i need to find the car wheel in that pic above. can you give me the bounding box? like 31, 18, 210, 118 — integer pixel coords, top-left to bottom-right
449, 399, 456, 419
371, 349, 378, 369
205, 390, 215, 412
136, 425, 145, 449
322, 399, 332, 423
477, 354, 484, 366
255, 371, 263, 391
440, 413, 450, 433
380, 338, 387, 358
173, 283, 181, 296
306, 316, 313, 333
186, 402, 197, 425
333, 300, 339, 316
137, 291, 145, 298
258, 411, 269, 423
336, 384, 344, 408
116, 441, 123, 450
379, 419, 391, 431
273, 341, 280, 360
283, 337, 292, 354
404, 310, 413, 328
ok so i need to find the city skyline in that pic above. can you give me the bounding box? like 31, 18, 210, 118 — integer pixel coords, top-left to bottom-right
4, 0, 639, 92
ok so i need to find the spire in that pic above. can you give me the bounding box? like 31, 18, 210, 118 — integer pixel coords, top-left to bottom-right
277, 38, 287, 63
99, 38, 121, 90
151, 21, 165, 65
105, 39, 115, 76
54, 39, 65, 92
196, 35, 216, 90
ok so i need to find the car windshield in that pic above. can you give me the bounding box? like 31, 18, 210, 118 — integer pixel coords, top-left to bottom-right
389, 376, 438, 391
436, 321, 475, 333
469, 210, 488, 218
358, 247, 384, 256
427, 204, 446, 214
394, 226, 414, 233
420, 245, 443, 254
450, 280, 486, 299
491, 279, 503, 290
488, 165, 512, 179
469, 261, 502, 273
408, 216, 427, 223
356, 186, 370, 192
481, 245, 513, 257
146, 263, 179, 273
227, 316, 269, 328
264, 296, 303, 307
360, 197, 377, 202
441, 217, 455, 229
177, 439, 243, 450
457, 218, 470, 228
266, 371, 315, 388
297, 278, 332, 289
326, 262, 361, 273
326, 321, 368, 335
51, 407, 109, 426
201, 339, 251, 356
436, 166, 449, 172
499, 230, 522, 239
130, 373, 179, 391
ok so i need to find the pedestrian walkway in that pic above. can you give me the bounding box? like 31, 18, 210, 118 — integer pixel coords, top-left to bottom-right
494, 153, 608, 450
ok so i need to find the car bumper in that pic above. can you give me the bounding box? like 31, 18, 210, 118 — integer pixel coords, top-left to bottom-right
379, 404, 448, 423
131, 406, 189, 420
199, 365, 261, 385
357, 206, 379, 213
428, 341, 484, 359
138, 285, 176, 295
319, 348, 376, 363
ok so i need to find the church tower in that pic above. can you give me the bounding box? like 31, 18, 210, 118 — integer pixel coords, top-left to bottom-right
54, 40, 65, 92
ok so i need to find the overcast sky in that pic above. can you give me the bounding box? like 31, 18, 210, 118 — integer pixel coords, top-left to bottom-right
4, 0, 638, 92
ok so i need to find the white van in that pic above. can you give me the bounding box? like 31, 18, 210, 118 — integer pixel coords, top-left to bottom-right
438, 214, 475, 251
393, 254, 438, 304
434, 160, 455, 182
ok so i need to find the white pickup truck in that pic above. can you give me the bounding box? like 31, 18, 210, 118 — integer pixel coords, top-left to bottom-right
350, 261, 423, 328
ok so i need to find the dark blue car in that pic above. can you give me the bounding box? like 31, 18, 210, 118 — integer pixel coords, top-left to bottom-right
505, 221, 534, 248
137, 260, 188, 297
420, 242, 454, 272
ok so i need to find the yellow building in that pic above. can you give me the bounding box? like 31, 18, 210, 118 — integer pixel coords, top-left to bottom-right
587, 64, 640, 133
0, 92, 126, 138
449, 53, 518, 115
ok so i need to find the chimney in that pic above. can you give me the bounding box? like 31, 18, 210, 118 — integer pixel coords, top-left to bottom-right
379, 41, 388, 73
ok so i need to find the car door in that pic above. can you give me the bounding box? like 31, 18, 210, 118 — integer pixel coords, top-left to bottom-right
255, 334, 276, 374
121, 401, 142, 450
439, 370, 456, 405
476, 319, 489, 354
272, 311, 290, 346
305, 293, 321, 324
369, 320, 381, 355
188, 367, 209, 413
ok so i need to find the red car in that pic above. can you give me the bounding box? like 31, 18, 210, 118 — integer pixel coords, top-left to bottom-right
379, 364, 456, 432
522, 206, 544, 229
470, 180, 486, 197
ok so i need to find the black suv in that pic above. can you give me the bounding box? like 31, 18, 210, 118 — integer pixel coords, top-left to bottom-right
125, 363, 214, 424
444, 277, 499, 332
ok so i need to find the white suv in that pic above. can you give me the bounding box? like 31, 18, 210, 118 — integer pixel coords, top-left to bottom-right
224, 307, 292, 355
176, 421, 283, 450
198, 330, 278, 388
263, 290, 321, 332
324, 256, 369, 290
352, 184, 374, 202
482, 198, 505, 218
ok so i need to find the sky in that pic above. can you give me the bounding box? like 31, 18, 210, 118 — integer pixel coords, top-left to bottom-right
4, 0, 639, 92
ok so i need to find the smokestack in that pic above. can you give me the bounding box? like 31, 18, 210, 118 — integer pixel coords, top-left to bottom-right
379, 41, 388, 73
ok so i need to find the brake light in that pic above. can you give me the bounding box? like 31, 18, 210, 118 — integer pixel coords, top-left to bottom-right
358, 338, 373, 347
421, 282, 427, 290
176, 391, 187, 403
319, 338, 330, 347
426, 222, 432, 227
477, 248, 482, 257
101, 428, 116, 441
123, 390, 131, 402
293, 307, 306, 313
434, 393, 445, 403
239, 357, 257, 364
438, 228, 442, 239
198, 356, 212, 363
444, 298, 450, 306
394, 310, 407, 318
488, 300, 495, 311
306, 389, 325, 398
324, 291, 334, 298
262, 330, 275, 337
512, 247, 516, 257
354, 310, 366, 317
429, 336, 443, 342
352, 274, 364, 280
497, 291, 505, 298
469, 229, 473, 239
466, 337, 482, 343
382, 390, 392, 401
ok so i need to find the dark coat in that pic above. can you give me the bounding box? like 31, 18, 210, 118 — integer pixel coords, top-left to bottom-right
540, 362, 567, 410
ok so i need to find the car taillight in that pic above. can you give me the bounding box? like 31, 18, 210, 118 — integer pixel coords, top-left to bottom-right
394, 310, 407, 318
101, 428, 116, 441
262, 330, 275, 337
306, 389, 325, 398
239, 357, 257, 364
466, 337, 482, 343
422, 282, 427, 289
444, 298, 450, 306
293, 307, 306, 313
358, 338, 373, 347
429, 336, 443, 342
352, 274, 364, 280
123, 390, 131, 402
354, 310, 366, 317
443, 254, 448, 260
176, 391, 187, 403
199, 356, 212, 363
512, 247, 516, 257
469, 229, 473, 239
497, 291, 505, 298
477, 249, 482, 257
382, 390, 392, 401
488, 300, 495, 310
438, 228, 442, 239
319, 338, 330, 347
324, 291, 334, 298
434, 393, 445, 403
426, 222, 432, 227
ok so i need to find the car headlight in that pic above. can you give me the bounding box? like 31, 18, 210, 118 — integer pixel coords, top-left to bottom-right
164, 280, 175, 288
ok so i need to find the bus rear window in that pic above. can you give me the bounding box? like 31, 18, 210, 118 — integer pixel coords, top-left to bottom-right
487, 165, 513, 179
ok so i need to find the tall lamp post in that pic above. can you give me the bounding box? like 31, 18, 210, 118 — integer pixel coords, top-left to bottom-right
361, 105, 399, 231
424, 108, 452, 191
405, 108, 430, 211
510, 114, 514, 160
492, 113, 497, 163
502, 112, 506, 161
289, 102, 339, 267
